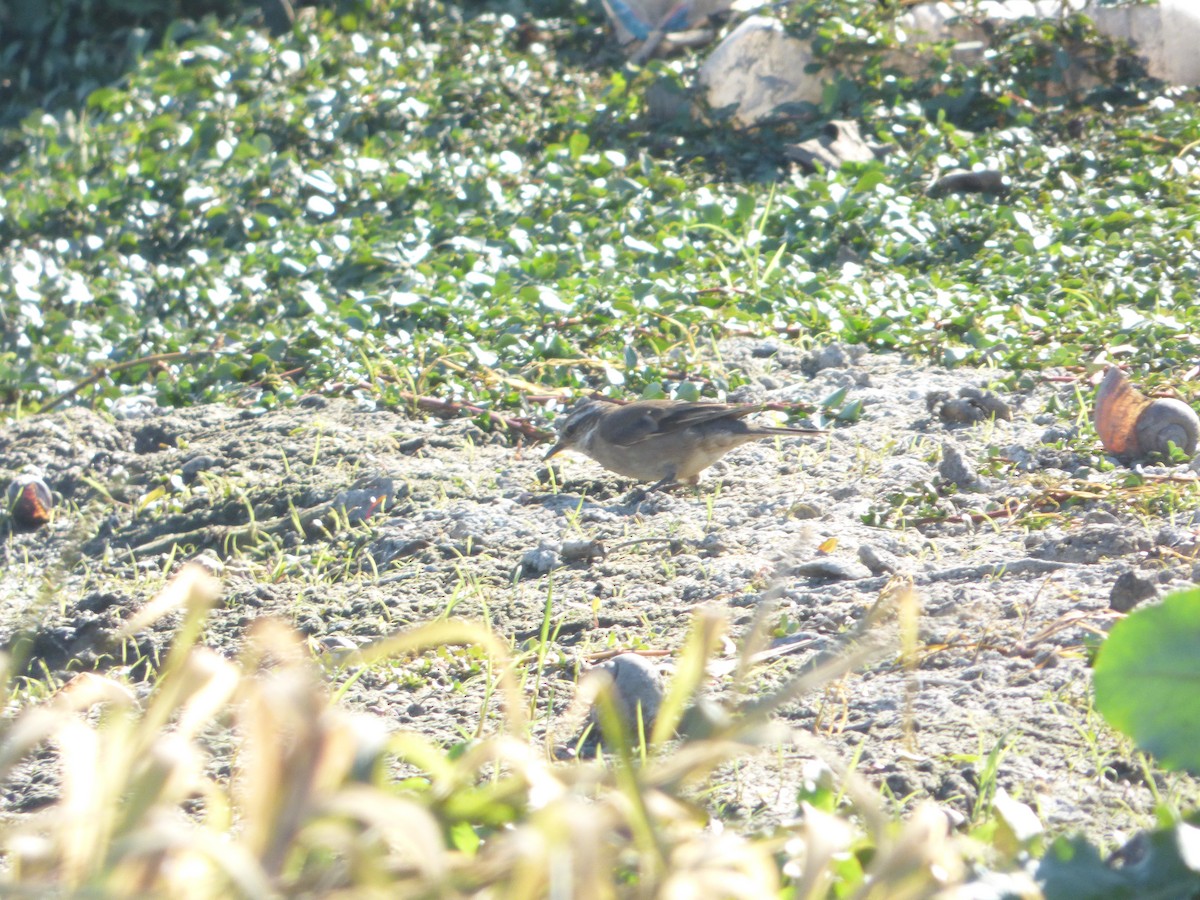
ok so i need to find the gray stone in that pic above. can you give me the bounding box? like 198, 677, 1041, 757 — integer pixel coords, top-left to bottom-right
588, 654, 664, 740
939, 442, 984, 491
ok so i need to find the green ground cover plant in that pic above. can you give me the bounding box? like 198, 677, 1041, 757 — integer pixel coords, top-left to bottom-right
1, 0, 1197, 418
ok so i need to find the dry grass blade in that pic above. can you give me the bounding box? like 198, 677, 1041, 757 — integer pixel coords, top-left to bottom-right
787, 804, 854, 900
57, 719, 106, 887
660, 827, 780, 898
739, 638, 884, 723
320, 787, 448, 881
0, 561, 987, 897
106, 822, 273, 899
115, 563, 222, 641
651, 606, 727, 747
850, 803, 965, 900
234, 622, 333, 879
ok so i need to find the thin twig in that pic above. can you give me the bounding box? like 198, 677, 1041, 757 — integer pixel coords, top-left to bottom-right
395, 391, 554, 442
584, 648, 674, 663
247, 367, 306, 389
41, 350, 218, 413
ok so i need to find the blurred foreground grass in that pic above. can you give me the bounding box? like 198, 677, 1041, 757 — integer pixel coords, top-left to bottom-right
0, 566, 985, 896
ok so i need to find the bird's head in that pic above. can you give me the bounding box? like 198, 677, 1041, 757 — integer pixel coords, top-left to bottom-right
544, 399, 606, 460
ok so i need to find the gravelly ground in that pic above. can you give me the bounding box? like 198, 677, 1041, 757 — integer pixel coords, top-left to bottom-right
2, 342, 1198, 844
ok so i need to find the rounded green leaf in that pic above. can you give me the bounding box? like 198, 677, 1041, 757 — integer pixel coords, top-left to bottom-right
1094, 588, 1200, 773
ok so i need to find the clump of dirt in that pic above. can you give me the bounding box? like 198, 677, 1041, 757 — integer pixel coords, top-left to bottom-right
2, 344, 1198, 842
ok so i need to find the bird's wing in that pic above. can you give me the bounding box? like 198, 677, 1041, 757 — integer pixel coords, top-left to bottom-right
607, 401, 759, 445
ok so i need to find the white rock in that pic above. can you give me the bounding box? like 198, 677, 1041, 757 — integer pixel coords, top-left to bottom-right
894, 0, 1200, 87
1092, 0, 1200, 87
698, 17, 823, 127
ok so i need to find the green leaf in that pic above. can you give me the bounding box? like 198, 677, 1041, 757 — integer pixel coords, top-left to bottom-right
821, 386, 849, 409
568, 132, 589, 160
449, 821, 481, 857
1035, 828, 1200, 900
1093, 587, 1200, 773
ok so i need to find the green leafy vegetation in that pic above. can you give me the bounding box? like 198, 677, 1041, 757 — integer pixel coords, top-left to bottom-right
1054, 586, 1200, 898
2, 0, 1199, 421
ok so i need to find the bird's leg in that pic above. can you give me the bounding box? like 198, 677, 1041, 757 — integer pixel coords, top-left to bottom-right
622, 467, 680, 505
646, 466, 680, 493
646, 476, 676, 493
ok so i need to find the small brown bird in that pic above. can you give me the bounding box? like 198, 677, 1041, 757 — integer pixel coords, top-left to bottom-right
544, 398, 825, 489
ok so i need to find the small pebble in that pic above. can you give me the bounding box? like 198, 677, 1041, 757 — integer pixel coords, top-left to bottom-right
181, 455, 217, 480
1040, 426, 1076, 444
751, 342, 780, 359
801, 343, 860, 376
788, 501, 824, 520
1029, 525, 1152, 565
791, 558, 871, 580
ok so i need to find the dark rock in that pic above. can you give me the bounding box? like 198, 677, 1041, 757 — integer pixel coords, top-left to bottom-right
180, 455, 217, 480
791, 558, 871, 580
132, 419, 185, 453
858, 543, 900, 575
928, 169, 1010, 197
800, 343, 861, 376
1028, 525, 1152, 565
1109, 570, 1158, 613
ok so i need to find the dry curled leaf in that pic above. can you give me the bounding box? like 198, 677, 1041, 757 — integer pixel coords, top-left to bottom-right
6, 476, 53, 529
1094, 367, 1199, 459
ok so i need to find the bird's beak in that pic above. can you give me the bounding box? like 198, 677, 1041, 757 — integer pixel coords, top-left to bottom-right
544, 441, 567, 461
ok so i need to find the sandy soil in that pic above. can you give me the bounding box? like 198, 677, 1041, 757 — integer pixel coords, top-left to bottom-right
2, 342, 1197, 844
